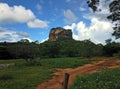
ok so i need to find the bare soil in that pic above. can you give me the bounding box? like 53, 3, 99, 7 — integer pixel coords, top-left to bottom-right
35, 58, 120, 89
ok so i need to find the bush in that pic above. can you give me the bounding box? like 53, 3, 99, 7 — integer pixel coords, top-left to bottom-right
25, 59, 41, 66
113, 52, 120, 58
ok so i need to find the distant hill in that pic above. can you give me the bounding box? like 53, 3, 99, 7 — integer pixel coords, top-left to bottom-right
49, 27, 73, 41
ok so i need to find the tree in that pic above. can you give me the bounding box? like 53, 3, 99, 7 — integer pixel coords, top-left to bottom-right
103, 41, 120, 56
0, 45, 12, 59
39, 41, 60, 58
87, 0, 100, 12
87, 0, 120, 39
105, 38, 112, 45
6, 43, 40, 65
18, 39, 30, 43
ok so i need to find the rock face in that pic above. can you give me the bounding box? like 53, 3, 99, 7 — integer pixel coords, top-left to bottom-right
49, 27, 72, 41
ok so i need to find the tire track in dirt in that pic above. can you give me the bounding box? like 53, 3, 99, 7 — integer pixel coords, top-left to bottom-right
35, 58, 120, 89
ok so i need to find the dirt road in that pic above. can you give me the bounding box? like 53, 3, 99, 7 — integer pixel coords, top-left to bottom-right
35, 58, 120, 89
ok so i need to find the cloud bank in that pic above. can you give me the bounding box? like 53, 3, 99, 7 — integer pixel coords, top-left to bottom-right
63, 9, 77, 24
64, 18, 113, 44
27, 19, 48, 28
64, 0, 118, 44
0, 3, 48, 28
0, 27, 30, 42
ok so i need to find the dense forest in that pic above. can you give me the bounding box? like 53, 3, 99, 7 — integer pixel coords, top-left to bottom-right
0, 38, 120, 60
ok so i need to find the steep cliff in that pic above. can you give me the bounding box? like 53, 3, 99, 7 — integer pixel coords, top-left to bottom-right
49, 27, 72, 41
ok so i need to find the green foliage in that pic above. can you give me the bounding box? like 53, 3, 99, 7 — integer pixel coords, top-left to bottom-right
87, 0, 99, 12
113, 52, 120, 58
0, 38, 120, 59
0, 46, 12, 59
40, 41, 60, 58
40, 39, 104, 58
39, 57, 91, 68
6, 43, 40, 59
70, 68, 120, 89
0, 42, 41, 66
0, 73, 14, 80
103, 41, 120, 57
24, 58, 41, 66
108, 0, 120, 39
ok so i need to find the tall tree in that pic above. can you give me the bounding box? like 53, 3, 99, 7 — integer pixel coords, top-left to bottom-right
87, 0, 120, 39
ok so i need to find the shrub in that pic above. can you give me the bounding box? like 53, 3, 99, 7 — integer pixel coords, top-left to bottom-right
113, 52, 120, 58
25, 59, 41, 66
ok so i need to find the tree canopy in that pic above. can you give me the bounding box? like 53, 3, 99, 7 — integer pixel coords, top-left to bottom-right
0, 38, 120, 60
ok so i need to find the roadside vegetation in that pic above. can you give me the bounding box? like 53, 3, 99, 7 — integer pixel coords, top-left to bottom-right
70, 68, 120, 89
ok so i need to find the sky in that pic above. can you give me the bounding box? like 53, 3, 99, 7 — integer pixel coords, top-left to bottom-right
0, 0, 119, 44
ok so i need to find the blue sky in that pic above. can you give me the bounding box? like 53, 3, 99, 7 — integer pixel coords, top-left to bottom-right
0, 0, 119, 44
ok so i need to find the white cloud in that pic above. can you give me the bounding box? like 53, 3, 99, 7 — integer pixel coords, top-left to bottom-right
64, 23, 76, 31
40, 38, 48, 43
63, 0, 119, 44
79, 7, 86, 11
27, 19, 49, 28
0, 31, 19, 42
63, 9, 77, 24
15, 32, 29, 38
79, 1, 86, 12
36, 3, 42, 14
0, 3, 35, 23
36, 4, 42, 11
0, 3, 49, 28
64, 18, 113, 44
21, 38, 33, 42
0, 27, 31, 42
66, 0, 71, 2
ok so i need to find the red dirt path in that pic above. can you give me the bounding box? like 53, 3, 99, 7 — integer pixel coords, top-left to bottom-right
35, 58, 120, 89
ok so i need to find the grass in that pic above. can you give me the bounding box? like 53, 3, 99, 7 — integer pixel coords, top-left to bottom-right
0, 57, 92, 89
70, 68, 120, 89
0, 66, 53, 89
39, 57, 91, 68
0, 59, 24, 64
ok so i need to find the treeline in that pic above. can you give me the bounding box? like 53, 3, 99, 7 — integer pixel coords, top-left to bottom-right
0, 38, 120, 59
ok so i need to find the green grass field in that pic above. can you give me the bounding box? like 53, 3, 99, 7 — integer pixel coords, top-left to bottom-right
39, 57, 91, 68
70, 68, 120, 89
0, 67, 52, 89
0, 57, 91, 89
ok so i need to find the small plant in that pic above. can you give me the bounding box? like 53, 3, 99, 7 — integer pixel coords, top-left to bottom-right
25, 59, 41, 66
113, 52, 120, 58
